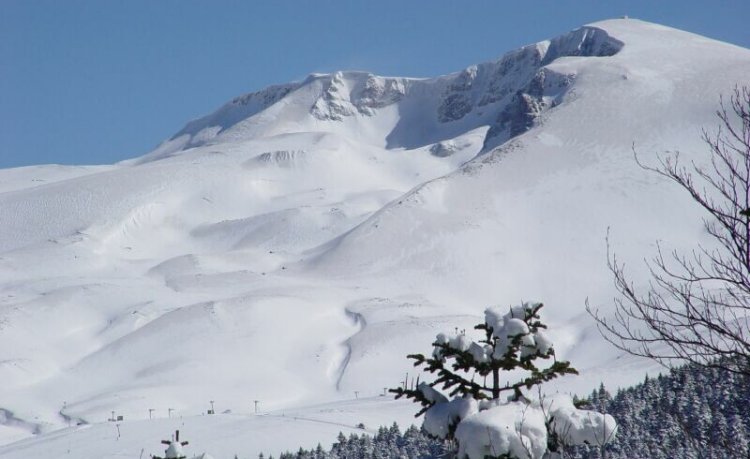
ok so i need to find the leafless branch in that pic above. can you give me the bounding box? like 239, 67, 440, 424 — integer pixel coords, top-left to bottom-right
587, 86, 750, 376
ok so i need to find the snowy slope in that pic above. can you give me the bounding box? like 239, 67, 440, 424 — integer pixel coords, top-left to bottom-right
0, 397, 419, 459
1, 18, 749, 457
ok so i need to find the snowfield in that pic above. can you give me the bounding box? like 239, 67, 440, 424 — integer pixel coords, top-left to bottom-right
1, 18, 749, 458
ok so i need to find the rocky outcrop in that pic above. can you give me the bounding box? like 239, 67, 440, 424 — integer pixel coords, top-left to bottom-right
173, 82, 300, 141
355, 75, 406, 115
311, 72, 406, 120
486, 68, 575, 143
436, 25, 622, 153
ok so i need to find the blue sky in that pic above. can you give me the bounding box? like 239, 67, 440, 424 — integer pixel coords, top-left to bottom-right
1, 0, 749, 168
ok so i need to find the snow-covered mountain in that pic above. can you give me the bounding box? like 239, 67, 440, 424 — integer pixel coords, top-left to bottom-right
1, 18, 749, 458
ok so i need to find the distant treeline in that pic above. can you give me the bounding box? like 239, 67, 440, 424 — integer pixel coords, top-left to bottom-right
261, 362, 750, 459
261, 424, 448, 459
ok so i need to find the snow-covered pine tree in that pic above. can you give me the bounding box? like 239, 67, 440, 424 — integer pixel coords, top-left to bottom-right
727, 414, 749, 457
392, 302, 576, 415
391, 302, 616, 459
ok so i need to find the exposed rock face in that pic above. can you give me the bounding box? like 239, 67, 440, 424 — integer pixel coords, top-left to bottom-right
438, 93, 474, 123
437, 67, 478, 122
172, 82, 300, 142
311, 72, 358, 121
311, 72, 407, 120
253, 150, 306, 167
436, 25, 622, 154
354, 75, 406, 115
429, 138, 473, 157
435, 45, 547, 125
478, 46, 545, 108
231, 84, 295, 108
541, 25, 622, 64
487, 68, 575, 143
482, 26, 621, 149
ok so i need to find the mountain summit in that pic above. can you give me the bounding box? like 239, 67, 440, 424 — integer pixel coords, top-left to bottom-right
144, 22, 623, 163
1, 19, 749, 452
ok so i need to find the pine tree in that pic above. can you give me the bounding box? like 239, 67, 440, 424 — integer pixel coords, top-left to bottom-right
728, 414, 749, 457
389, 302, 615, 459
314, 443, 326, 459
391, 302, 577, 427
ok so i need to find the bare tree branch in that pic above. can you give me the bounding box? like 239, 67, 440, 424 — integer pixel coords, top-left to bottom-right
587, 86, 750, 376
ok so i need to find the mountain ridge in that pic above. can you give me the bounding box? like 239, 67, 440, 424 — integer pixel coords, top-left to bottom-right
140, 21, 629, 165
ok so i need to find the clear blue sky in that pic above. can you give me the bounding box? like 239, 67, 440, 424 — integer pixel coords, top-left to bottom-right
1, 0, 748, 168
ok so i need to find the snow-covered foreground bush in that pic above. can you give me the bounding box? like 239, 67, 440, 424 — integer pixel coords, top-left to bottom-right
452, 395, 616, 459
393, 302, 616, 459
454, 400, 547, 459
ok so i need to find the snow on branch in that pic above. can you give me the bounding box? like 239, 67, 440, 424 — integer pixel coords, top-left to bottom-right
391, 301, 615, 459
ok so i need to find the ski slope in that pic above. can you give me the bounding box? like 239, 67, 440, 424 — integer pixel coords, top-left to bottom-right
1, 18, 749, 457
